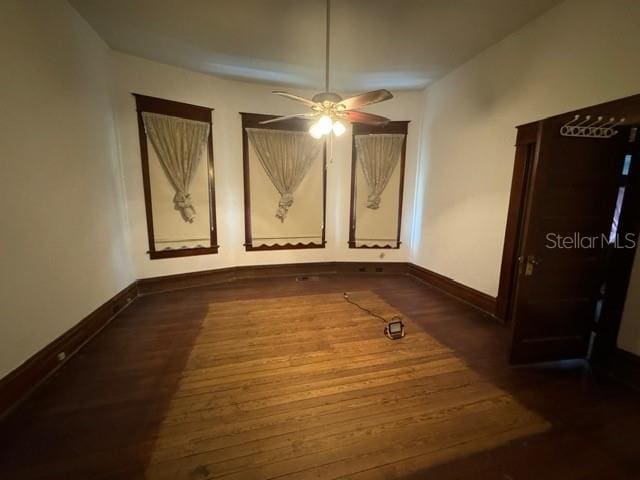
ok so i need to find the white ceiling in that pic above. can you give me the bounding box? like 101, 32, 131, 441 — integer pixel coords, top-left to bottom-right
69, 0, 561, 92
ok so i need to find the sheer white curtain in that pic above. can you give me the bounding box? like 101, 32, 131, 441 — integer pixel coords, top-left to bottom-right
142, 112, 210, 223
247, 128, 322, 222
355, 133, 405, 209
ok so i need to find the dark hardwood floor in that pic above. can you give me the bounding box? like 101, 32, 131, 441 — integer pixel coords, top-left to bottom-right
1, 274, 639, 479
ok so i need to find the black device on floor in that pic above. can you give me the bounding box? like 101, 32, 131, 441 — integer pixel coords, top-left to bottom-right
344, 292, 406, 340
385, 317, 405, 340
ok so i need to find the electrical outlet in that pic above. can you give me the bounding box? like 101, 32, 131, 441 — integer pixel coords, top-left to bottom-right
57, 352, 66, 362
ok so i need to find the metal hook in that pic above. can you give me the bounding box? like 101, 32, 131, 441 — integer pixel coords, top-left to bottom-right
576, 115, 592, 127
600, 117, 616, 128
586, 116, 604, 128
564, 114, 580, 127
613, 117, 626, 128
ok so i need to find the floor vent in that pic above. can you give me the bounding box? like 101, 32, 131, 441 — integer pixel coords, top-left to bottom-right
296, 275, 320, 282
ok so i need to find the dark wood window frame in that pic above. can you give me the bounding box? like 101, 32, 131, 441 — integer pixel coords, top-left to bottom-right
133, 93, 219, 259
240, 112, 327, 251
348, 121, 409, 249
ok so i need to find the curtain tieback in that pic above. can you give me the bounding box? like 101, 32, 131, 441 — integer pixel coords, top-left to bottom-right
174, 191, 196, 223
276, 193, 294, 223
367, 193, 381, 210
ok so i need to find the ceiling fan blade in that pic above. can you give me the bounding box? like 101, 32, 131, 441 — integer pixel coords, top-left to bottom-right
272, 91, 318, 108
345, 111, 391, 126
259, 113, 315, 125
337, 89, 393, 110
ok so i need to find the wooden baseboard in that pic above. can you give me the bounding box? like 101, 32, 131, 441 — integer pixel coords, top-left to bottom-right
137, 261, 408, 295
602, 348, 640, 391
406, 263, 497, 316
1, 261, 496, 417
138, 261, 496, 316
0, 282, 138, 418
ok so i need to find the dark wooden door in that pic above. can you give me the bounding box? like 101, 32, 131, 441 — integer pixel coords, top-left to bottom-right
510, 116, 631, 364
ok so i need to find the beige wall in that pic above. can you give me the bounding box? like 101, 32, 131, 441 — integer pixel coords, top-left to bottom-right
112, 52, 424, 279
0, 1, 134, 378
412, 0, 640, 353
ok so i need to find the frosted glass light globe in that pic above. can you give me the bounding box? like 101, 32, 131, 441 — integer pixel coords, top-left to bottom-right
332, 120, 346, 136
318, 115, 333, 135
309, 122, 323, 139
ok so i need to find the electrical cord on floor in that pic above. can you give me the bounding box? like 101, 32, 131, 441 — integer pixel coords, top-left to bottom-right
343, 292, 388, 323
343, 292, 406, 340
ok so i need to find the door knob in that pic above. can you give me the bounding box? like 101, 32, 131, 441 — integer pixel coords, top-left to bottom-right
524, 254, 539, 276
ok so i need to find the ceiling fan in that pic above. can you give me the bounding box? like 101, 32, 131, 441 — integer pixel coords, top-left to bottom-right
261, 0, 394, 138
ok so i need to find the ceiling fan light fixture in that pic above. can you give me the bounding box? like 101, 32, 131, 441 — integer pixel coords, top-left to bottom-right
309, 116, 345, 139
262, 0, 394, 136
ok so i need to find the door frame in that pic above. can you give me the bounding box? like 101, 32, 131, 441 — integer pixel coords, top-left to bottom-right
495, 122, 540, 322
496, 93, 640, 362
592, 126, 640, 362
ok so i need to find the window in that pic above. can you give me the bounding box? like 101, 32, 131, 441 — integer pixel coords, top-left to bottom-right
134, 94, 218, 259
349, 121, 409, 249
241, 113, 326, 251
